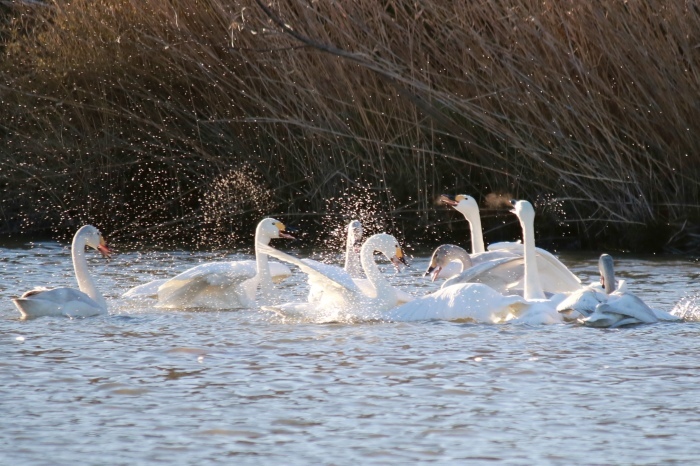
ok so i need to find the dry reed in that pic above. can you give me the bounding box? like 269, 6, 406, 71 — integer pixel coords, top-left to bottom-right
1, 0, 700, 251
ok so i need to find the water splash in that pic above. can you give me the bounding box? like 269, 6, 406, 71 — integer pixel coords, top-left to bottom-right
198, 165, 274, 249
670, 294, 700, 321
319, 183, 402, 256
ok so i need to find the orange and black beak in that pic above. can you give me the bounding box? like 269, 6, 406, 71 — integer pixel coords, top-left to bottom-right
275, 222, 297, 240
97, 237, 112, 258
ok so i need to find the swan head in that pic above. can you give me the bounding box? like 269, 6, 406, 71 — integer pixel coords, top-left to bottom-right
441, 194, 479, 219
363, 233, 409, 269
347, 220, 363, 252
257, 218, 295, 241
425, 244, 472, 281
79, 225, 111, 258
510, 199, 535, 226
598, 253, 616, 294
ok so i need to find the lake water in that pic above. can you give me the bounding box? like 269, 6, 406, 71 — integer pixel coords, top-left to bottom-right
2, 242, 700, 465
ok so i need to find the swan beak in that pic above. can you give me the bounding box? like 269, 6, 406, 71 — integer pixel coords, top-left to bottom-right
440, 194, 458, 206
426, 265, 442, 282
275, 222, 296, 240
391, 247, 409, 270
97, 238, 112, 258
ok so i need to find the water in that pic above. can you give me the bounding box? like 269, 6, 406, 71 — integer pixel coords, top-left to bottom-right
2, 242, 700, 465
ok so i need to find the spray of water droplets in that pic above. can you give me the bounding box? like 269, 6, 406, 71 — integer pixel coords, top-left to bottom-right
670, 294, 700, 321
319, 183, 401, 254
198, 165, 274, 249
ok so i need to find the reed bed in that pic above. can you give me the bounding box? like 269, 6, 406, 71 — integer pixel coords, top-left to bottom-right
1, 0, 700, 251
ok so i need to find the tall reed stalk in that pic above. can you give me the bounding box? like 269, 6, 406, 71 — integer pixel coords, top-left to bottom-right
1, 0, 699, 251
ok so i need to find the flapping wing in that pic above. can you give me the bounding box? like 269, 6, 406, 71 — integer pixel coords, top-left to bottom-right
257, 243, 361, 294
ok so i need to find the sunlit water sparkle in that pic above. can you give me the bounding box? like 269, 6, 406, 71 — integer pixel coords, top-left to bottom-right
2, 243, 700, 465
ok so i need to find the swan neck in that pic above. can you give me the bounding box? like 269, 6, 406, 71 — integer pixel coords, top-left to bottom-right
254, 232, 273, 288
520, 216, 545, 300
344, 238, 354, 271
72, 232, 106, 310
600, 260, 616, 295
360, 240, 393, 302
454, 248, 472, 272
468, 214, 486, 254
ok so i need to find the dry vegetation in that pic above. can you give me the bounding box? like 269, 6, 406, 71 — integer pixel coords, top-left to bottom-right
1, 0, 700, 252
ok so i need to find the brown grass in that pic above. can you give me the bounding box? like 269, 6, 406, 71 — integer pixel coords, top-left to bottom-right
1, 0, 700, 251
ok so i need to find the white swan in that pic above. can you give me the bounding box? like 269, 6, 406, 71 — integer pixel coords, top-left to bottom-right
259, 233, 408, 320
570, 254, 659, 328
505, 200, 566, 325
123, 225, 292, 301
12, 225, 111, 319
141, 218, 294, 309
307, 219, 378, 303
441, 193, 581, 294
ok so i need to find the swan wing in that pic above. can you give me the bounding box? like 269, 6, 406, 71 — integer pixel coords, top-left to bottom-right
595, 293, 658, 323
122, 279, 168, 299
13, 287, 105, 319
487, 242, 581, 293
384, 283, 525, 323
470, 249, 519, 264
583, 292, 658, 327
269, 261, 292, 283
156, 261, 256, 307
556, 285, 607, 320
257, 243, 361, 294
442, 256, 525, 292
651, 308, 682, 322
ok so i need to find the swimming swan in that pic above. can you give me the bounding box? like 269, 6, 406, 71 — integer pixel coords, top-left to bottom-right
505, 200, 566, 325
259, 233, 408, 320
440, 194, 581, 294
12, 225, 112, 319
307, 219, 380, 303
570, 254, 660, 328
147, 218, 294, 309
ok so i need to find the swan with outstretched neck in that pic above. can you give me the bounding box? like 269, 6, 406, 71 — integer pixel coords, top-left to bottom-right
439, 194, 581, 294
129, 218, 294, 309
13, 225, 112, 319
506, 199, 567, 324
259, 233, 408, 321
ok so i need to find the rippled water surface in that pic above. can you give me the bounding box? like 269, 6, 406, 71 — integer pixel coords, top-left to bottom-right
3, 242, 700, 465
